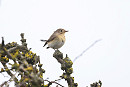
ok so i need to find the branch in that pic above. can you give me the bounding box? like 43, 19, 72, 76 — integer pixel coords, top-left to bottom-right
1, 62, 18, 82
0, 34, 44, 87
44, 79, 64, 87
53, 50, 78, 87
8, 45, 28, 53
90, 80, 102, 87
0, 71, 18, 87
73, 39, 102, 62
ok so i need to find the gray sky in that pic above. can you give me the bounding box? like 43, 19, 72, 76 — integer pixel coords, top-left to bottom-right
0, 0, 130, 87
0, 0, 1, 6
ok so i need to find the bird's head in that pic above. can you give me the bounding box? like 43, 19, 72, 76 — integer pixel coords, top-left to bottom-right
55, 28, 68, 35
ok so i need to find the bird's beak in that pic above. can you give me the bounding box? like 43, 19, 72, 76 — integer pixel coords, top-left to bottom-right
65, 30, 68, 32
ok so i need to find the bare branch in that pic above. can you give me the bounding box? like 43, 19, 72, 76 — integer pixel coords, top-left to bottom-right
73, 39, 102, 62
54, 78, 62, 82
0, 71, 18, 87
44, 79, 64, 87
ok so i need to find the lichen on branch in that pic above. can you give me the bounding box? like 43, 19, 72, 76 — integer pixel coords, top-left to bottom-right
0, 33, 45, 87
0, 33, 102, 87
53, 50, 78, 87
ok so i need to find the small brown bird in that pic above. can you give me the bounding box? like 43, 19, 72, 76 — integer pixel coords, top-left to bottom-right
41, 28, 68, 50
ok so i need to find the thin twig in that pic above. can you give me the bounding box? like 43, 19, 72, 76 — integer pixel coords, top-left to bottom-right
73, 39, 102, 62
1, 73, 9, 78
54, 78, 62, 82
44, 79, 64, 87
0, 71, 18, 87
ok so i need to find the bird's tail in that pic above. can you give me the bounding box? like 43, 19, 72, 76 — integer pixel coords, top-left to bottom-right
41, 39, 48, 47
40, 39, 47, 42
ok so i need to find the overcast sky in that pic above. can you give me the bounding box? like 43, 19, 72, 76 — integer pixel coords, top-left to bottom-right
0, 0, 130, 87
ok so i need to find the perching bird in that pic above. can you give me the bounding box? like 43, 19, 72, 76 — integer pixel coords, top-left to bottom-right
41, 28, 68, 50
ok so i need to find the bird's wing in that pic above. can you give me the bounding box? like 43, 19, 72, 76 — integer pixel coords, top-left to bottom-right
43, 42, 48, 47
43, 34, 57, 47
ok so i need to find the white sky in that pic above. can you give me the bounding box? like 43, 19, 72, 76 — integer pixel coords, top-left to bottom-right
0, 0, 130, 87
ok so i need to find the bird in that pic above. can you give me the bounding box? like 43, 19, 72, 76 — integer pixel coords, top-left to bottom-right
41, 28, 68, 50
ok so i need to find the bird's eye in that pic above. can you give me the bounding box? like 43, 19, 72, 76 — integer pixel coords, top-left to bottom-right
60, 29, 63, 32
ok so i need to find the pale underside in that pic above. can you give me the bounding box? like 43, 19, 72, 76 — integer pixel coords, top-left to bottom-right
47, 37, 65, 49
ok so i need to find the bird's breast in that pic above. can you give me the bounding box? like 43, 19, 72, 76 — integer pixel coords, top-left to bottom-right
48, 35, 65, 49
